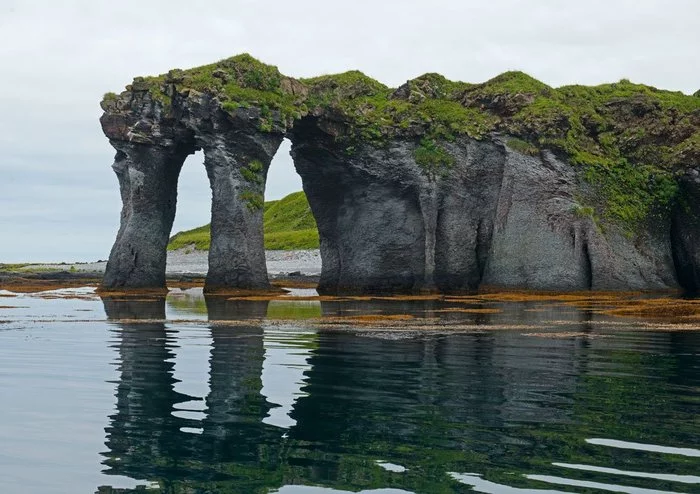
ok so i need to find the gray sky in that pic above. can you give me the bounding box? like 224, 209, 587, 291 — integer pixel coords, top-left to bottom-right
0, 0, 698, 262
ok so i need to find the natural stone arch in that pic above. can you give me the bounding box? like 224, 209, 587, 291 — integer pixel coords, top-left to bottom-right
184, 105, 284, 292
99, 54, 700, 295
100, 80, 288, 293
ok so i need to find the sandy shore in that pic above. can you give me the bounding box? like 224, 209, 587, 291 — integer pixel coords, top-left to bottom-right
30, 248, 322, 277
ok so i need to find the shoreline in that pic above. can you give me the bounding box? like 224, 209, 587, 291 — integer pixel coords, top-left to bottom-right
16, 247, 322, 277
0, 248, 322, 293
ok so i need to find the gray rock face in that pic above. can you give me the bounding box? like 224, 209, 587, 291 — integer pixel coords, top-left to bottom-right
201, 132, 280, 291
102, 142, 192, 290
482, 144, 678, 291
291, 129, 427, 294
672, 168, 700, 292
291, 119, 680, 294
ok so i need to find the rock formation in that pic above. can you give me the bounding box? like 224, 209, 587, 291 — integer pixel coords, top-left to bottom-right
100, 54, 700, 294
672, 168, 700, 292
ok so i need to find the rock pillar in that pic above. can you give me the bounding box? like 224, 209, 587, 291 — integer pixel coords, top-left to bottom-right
199, 132, 283, 292
102, 142, 192, 290
672, 168, 700, 292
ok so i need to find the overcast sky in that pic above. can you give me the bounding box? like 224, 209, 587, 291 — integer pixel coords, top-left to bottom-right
0, 0, 698, 262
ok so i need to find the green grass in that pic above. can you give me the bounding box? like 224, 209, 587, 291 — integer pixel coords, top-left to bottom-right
414, 137, 455, 177
168, 191, 319, 251
168, 224, 212, 251
506, 137, 540, 156
0, 263, 32, 272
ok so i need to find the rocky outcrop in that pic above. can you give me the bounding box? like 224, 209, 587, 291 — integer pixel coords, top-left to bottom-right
100, 62, 290, 292
291, 120, 679, 293
181, 96, 284, 291
481, 144, 678, 291
100, 88, 196, 290
99, 54, 699, 294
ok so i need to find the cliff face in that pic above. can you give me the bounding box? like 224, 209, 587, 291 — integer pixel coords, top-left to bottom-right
99, 54, 700, 294
291, 119, 678, 293
672, 168, 700, 292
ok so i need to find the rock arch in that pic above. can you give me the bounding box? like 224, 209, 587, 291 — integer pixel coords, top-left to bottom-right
101, 84, 286, 292
99, 55, 700, 294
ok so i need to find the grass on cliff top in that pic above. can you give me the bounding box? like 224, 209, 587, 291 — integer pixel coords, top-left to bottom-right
168, 191, 319, 251
120, 53, 305, 130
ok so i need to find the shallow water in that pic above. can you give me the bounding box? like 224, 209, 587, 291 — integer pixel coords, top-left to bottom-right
0, 288, 699, 493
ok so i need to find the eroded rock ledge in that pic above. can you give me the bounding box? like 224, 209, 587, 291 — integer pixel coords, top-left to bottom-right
100, 54, 700, 294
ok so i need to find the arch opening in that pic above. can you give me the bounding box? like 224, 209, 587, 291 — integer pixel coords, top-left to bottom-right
167, 150, 210, 278
263, 138, 320, 259
164, 135, 322, 293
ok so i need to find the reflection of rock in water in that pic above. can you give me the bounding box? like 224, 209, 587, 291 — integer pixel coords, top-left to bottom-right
102, 296, 166, 320
97, 303, 610, 493
201, 325, 281, 464
205, 295, 270, 320
288, 330, 581, 473
670, 332, 700, 386
101, 308, 284, 492
101, 314, 198, 481
320, 297, 603, 328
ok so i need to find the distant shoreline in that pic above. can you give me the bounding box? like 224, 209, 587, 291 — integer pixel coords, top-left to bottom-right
0, 248, 322, 292
7, 247, 321, 277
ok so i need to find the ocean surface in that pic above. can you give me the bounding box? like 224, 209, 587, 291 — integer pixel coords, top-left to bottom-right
0, 287, 698, 493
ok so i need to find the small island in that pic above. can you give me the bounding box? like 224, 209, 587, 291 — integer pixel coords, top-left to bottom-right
99, 54, 700, 295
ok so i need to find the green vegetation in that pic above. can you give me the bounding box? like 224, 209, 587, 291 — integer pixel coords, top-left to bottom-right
413, 137, 455, 177
105, 54, 700, 229
505, 137, 540, 156
241, 159, 265, 185
0, 263, 32, 272
168, 224, 211, 251
168, 191, 319, 251
240, 190, 264, 211
122, 53, 306, 130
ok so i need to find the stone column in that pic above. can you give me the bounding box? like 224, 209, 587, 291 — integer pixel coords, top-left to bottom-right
418, 184, 439, 292
102, 142, 192, 291
201, 133, 283, 292
672, 168, 700, 292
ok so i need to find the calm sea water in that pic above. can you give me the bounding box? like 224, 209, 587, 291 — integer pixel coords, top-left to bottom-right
0, 288, 699, 493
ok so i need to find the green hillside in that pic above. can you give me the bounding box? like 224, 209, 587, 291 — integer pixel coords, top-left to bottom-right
168, 191, 319, 251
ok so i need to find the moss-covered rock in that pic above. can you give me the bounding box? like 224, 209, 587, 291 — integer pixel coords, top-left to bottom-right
104, 54, 699, 228
101, 54, 699, 292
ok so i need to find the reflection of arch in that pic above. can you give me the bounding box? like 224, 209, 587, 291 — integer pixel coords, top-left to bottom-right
102, 296, 167, 320
205, 296, 270, 320
101, 297, 200, 481
99, 296, 285, 492
98, 296, 599, 493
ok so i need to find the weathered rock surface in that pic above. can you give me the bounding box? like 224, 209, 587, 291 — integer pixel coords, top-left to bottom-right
102, 142, 192, 290
481, 144, 678, 291
291, 121, 680, 293
181, 95, 284, 291
672, 168, 700, 292
99, 54, 699, 294
101, 77, 287, 292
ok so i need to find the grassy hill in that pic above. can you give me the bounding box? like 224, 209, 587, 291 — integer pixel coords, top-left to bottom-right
168, 191, 319, 251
